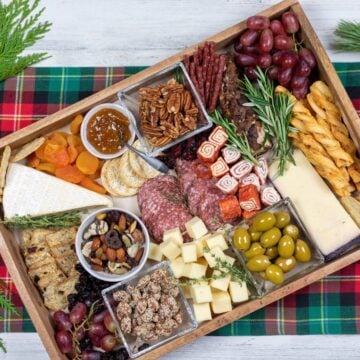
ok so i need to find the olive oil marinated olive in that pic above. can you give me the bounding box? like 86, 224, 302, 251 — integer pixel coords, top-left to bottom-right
265, 246, 279, 260
259, 271, 268, 280
275, 211, 291, 228
249, 229, 262, 242
246, 254, 271, 272
283, 224, 299, 239
260, 227, 282, 248
245, 242, 265, 259
233, 228, 251, 251
252, 212, 276, 232
295, 239, 311, 262
275, 256, 297, 273
265, 264, 284, 285
278, 235, 295, 258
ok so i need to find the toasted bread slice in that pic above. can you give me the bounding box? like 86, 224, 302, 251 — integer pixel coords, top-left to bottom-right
45, 227, 76, 248
28, 261, 59, 282
37, 270, 67, 293
25, 249, 53, 269
21, 229, 53, 254
55, 254, 78, 276
50, 243, 75, 258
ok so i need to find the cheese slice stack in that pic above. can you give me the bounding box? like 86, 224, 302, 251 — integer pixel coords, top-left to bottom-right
269, 150, 360, 256
3, 163, 113, 219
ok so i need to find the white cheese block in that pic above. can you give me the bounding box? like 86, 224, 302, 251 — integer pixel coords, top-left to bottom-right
185, 217, 208, 239
229, 281, 249, 303
163, 227, 183, 246
205, 234, 229, 251
181, 242, 197, 263
3, 163, 112, 219
203, 246, 227, 268
190, 284, 213, 304
269, 150, 360, 256
182, 263, 207, 279
148, 242, 163, 262
210, 270, 231, 291
211, 290, 232, 314
170, 257, 185, 278
160, 241, 181, 260
193, 302, 212, 322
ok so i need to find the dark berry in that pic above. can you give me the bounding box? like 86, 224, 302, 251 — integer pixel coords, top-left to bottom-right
79, 336, 92, 351
138, 343, 150, 351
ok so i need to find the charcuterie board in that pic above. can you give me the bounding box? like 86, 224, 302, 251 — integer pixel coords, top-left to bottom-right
1, 0, 360, 359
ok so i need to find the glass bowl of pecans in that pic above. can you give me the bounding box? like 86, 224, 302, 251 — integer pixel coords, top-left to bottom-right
102, 261, 197, 358
75, 208, 150, 282
118, 62, 212, 157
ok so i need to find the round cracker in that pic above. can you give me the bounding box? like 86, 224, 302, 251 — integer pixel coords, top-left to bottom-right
10, 137, 45, 163
117, 151, 146, 188
131, 140, 160, 179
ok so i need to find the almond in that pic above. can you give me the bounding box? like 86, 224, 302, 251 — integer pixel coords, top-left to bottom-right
116, 248, 126, 261
106, 248, 117, 262
91, 238, 101, 251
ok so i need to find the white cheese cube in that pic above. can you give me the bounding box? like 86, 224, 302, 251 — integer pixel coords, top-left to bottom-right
180, 284, 192, 299
215, 224, 233, 235
229, 281, 249, 303
193, 302, 212, 322
160, 241, 181, 261
210, 270, 231, 292
185, 217, 208, 239
163, 227, 183, 246
182, 263, 207, 279
190, 285, 213, 304
170, 257, 185, 278
148, 242, 163, 262
181, 242, 197, 263
203, 246, 227, 268
211, 290, 232, 314
194, 237, 207, 257
205, 234, 228, 251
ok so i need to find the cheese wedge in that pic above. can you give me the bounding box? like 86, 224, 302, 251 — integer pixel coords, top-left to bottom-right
3, 163, 113, 218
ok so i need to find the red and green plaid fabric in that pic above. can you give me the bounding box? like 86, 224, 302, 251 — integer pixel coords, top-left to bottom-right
0, 64, 360, 335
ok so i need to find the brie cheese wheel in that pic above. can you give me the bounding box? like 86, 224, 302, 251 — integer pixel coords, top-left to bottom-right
269, 150, 360, 256
3, 163, 113, 219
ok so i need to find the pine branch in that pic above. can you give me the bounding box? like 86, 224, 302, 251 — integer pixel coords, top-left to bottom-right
334, 20, 360, 52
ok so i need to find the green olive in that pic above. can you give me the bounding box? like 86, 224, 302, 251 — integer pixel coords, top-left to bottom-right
260, 227, 282, 248
283, 224, 299, 239
250, 230, 262, 242
265, 264, 284, 285
275, 211, 291, 228
233, 228, 251, 251
251, 212, 276, 232
259, 271, 268, 280
244, 242, 265, 259
246, 255, 271, 272
278, 235, 295, 258
265, 246, 279, 260
295, 239, 312, 262
275, 256, 297, 273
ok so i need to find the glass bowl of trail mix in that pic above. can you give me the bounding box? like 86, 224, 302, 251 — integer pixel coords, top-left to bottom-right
76, 208, 150, 282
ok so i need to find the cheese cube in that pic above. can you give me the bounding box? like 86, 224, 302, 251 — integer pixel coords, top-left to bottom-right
190, 285, 213, 304
194, 238, 206, 257
185, 217, 208, 239
211, 290, 232, 314
229, 281, 249, 303
215, 224, 233, 235
182, 263, 207, 279
163, 227, 183, 246
193, 302, 212, 322
203, 246, 227, 268
148, 242, 163, 262
181, 242, 197, 263
170, 257, 185, 278
210, 270, 231, 291
205, 234, 228, 251
160, 241, 181, 260
180, 284, 192, 299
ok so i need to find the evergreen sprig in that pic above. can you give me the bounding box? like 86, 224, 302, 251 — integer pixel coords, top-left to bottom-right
334, 20, 360, 52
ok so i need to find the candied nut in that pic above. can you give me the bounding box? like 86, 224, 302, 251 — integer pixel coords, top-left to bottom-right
91, 237, 101, 251
137, 275, 151, 290
106, 248, 116, 262
91, 264, 103, 272
168, 286, 180, 298
167, 93, 181, 114
174, 311, 183, 324
151, 268, 167, 282
132, 229, 145, 244
90, 257, 102, 266
120, 316, 132, 334
117, 302, 132, 318
136, 299, 148, 315
135, 247, 144, 263
116, 248, 126, 261
158, 304, 172, 321
147, 297, 160, 312
146, 281, 161, 294
118, 214, 127, 233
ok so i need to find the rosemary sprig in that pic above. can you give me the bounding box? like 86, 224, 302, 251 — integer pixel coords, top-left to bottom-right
211, 110, 258, 165
334, 20, 360, 52
241, 67, 296, 175
1, 210, 83, 229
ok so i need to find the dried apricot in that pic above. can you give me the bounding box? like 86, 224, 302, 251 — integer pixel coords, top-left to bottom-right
44, 142, 70, 167
35, 141, 47, 161
67, 134, 82, 147
49, 132, 68, 147
55, 165, 85, 183
76, 144, 86, 154
67, 145, 78, 163
76, 151, 99, 175
70, 114, 84, 135
27, 153, 40, 168
36, 162, 56, 175
80, 177, 107, 194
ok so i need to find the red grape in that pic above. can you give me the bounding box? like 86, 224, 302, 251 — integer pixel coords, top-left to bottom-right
236, 53, 257, 67
55, 330, 73, 354
242, 45, 261, 55
89, 334, 102, 348
281, 51, 299, 69
299, 48, 317, 69
100, 334, 117, 352
272, 50, 285, 65
92, 309, 110, 324
233, 40, 243, 53
240, 29, 259, 46
104, 313, 117, 333
81, 351, 102, 360
292, 84, 309, 99
281, 11, 300, 34
257, 53, 272, 69
274, 35, 294, 50
268, 66, 279, 80
88, 322, 109, 338
291, 75, 309, 90
74, 326, 86, 341
259, 29, 274, 53
69, 302, 87, 325
270, 19, 285, 35
244, 66, 258, 80
247, 16, 270, 30
294, 59, 311, 77
53, 311, 72, 331
278, 67, 293, 86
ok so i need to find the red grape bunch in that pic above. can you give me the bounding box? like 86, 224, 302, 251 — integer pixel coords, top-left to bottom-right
234, 12, 317, 99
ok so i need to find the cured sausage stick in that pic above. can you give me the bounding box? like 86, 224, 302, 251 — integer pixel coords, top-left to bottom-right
208, 54, 227, 112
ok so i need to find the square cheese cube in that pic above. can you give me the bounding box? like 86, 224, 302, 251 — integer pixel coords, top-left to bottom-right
229, 281, 249, 303
210, 270, 231, 291
180, 284, 192, 299
194, 238, 206, 257
160, 241, 181, 260
185, 217, 208, 239
211, 290, 232, 314
190, 285, 213, 304
203, 246, 227, 268
182, 263, 207, 279
170, 257, 185, 278
181, 242, 197, 263
205, 234, 228, 251
148, 242, 163, 262
193, 302, 212, 322
163, 227, 183, 246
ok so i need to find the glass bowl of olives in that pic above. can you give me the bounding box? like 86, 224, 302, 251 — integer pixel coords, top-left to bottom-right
227, 198, 324, 296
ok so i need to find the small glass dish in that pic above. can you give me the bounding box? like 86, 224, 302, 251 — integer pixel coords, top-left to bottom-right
227, 198, 325, 297
102, 261, 197, 358
118, 62, 212, 156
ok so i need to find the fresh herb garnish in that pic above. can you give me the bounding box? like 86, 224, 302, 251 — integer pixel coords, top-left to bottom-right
334, 20, 360, 52
241, 67, 296, 175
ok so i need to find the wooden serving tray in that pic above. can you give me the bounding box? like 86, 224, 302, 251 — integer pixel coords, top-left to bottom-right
1, 0, 360, 358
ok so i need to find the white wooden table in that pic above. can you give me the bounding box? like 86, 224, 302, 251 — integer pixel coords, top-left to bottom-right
2, 0, 360, 359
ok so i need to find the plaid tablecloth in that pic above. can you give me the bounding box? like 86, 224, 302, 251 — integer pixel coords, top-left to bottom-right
0, 64, 360, 335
